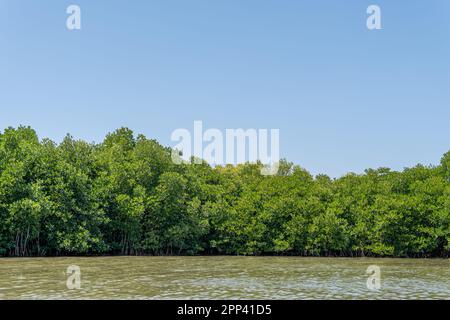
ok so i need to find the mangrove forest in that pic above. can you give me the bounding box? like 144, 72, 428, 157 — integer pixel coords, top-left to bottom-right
0, 126, 449, 258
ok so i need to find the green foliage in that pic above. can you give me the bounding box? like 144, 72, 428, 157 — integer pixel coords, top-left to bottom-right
0, 126, 448, 257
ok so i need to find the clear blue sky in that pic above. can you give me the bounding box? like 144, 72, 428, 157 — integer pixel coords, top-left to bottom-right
1, 0, 449, 177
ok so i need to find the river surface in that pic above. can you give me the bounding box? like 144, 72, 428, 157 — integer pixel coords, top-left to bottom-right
0, 256, 448, 300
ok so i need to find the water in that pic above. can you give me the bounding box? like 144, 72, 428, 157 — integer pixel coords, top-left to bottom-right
0, 256, 448, 300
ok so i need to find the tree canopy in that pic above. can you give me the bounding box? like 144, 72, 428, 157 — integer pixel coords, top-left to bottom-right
0, 126, 448, 258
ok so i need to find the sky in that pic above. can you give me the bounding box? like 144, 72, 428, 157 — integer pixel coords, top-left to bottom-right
1, 0, 449, 177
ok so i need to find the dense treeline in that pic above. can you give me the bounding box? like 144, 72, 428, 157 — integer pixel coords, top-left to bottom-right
0, 126, 449, 257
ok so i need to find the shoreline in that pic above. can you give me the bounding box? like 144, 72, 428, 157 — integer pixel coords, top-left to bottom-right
1, 255, 449, 260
